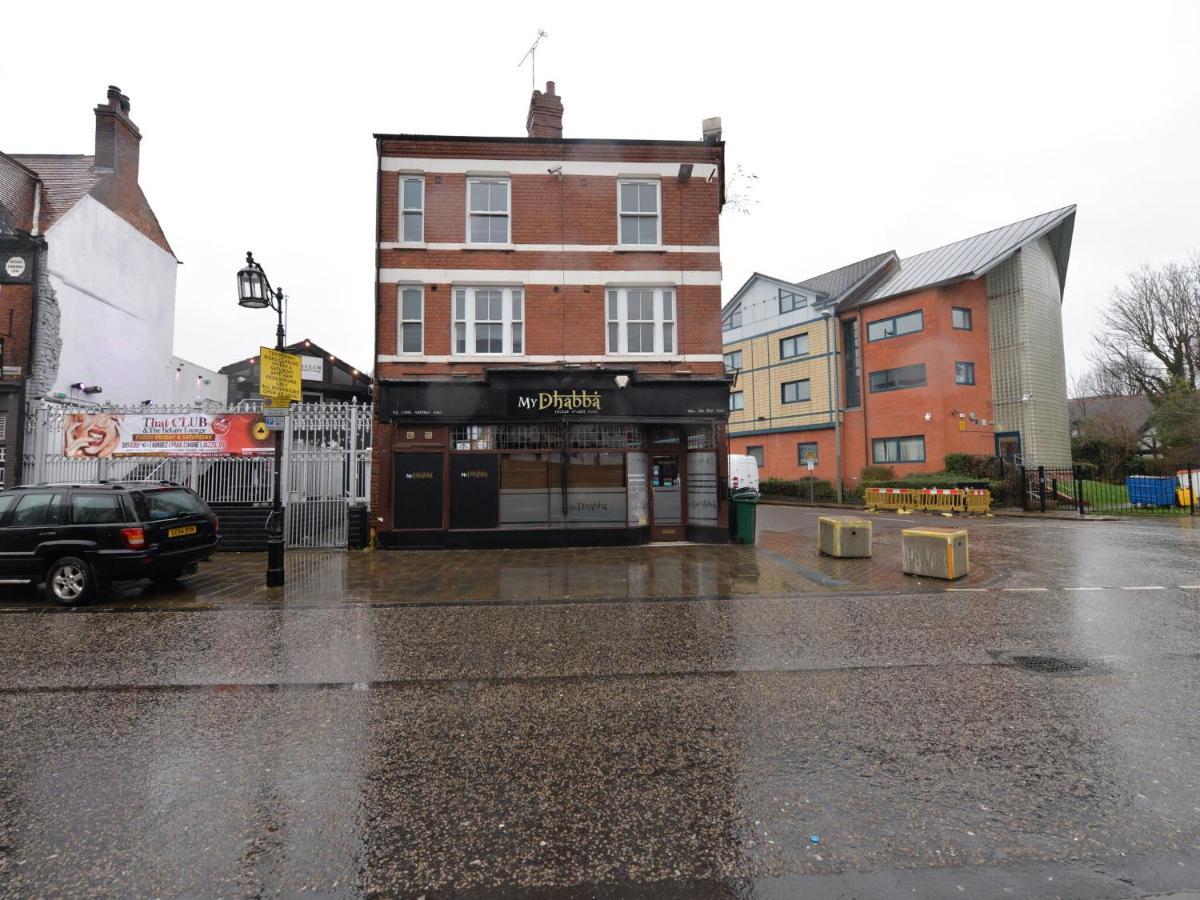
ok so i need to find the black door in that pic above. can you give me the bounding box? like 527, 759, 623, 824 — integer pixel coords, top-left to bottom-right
392, 453, 444, 530
450, 454, 500, 530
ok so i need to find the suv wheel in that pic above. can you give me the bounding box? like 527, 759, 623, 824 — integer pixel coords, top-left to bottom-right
46, 556, 94, 607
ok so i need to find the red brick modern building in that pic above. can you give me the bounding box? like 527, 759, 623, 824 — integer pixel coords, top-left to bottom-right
723, 207, 1076, 487
373, 83, 730, 547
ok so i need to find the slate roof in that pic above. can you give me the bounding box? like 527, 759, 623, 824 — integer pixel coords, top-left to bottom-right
1068, 394, 1152, 431
796, 250, 898, 302
10, 155, 104, 233
848, 205, 1077, 308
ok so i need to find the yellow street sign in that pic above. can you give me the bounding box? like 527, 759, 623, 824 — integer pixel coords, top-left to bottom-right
259, 346, 301, 403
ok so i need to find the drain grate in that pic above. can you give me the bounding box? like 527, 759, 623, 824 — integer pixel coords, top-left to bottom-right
991, 650, 1099, 676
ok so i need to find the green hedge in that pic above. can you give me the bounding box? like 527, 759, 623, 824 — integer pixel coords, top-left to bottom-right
760, 477, 863, 502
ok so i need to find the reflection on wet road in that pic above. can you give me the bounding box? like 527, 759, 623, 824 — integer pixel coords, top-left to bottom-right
2, 507, 1200, 897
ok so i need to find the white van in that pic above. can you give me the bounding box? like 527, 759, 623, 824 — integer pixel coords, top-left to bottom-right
728, 454, 760, 495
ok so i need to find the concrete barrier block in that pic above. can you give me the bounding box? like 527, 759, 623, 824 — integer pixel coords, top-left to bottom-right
901, 527, 969, 580
818, 516, 873, 558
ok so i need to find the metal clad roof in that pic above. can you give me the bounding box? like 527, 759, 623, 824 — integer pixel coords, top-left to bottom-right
856, 205, 1076, 306
796, 251, 896, 299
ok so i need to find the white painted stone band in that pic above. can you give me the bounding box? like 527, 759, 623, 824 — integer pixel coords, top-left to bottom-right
377, 353, 725, 363
381, 158, 720, 179
379, 242, 720, 254
379, 269, 722, 286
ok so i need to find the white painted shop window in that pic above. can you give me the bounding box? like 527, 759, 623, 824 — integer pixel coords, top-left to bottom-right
399, 287, 423, 354
453, 287, 524, 355
606, 287, 676, 354
400, 176, 424, 243
467, 178, 511, 244
618, 179, 661, 246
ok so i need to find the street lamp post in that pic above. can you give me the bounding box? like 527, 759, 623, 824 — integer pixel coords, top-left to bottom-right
236, 250, 287, 587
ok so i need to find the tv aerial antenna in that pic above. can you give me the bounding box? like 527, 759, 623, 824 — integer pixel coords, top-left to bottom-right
518, 29, 549, 89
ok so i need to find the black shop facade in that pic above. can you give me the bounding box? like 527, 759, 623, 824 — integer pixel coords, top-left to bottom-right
375, 370, 731, 548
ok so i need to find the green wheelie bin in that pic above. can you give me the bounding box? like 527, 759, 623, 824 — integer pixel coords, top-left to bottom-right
730, 489, 759, 544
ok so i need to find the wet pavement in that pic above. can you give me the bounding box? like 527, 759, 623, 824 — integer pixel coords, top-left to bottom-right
2, 507, 1200, 897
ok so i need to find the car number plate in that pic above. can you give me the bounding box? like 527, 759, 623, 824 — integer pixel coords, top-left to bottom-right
167, 525, 198, 538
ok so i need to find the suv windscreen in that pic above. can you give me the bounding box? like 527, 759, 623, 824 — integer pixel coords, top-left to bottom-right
140, 489, 208, 521
71, 494, 126, 525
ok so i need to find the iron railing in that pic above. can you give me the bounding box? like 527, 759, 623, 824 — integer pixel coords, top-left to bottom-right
1020, 464, 1198, 517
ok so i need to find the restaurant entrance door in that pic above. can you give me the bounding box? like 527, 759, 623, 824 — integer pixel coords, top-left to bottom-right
649, 453, 684, 541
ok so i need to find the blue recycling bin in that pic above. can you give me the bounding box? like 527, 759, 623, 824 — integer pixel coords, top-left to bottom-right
1125, 476, 1176, 507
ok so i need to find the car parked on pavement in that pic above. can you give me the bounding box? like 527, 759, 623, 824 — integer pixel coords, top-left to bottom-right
0, 482, 220, 606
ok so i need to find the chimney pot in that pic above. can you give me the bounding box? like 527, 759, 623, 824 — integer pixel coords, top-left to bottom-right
546, 81, 555, 96
94, 85, 141, 181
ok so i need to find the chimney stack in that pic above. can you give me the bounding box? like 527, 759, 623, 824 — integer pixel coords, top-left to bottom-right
702, 117, 723, 144
94, 85, 141, 181
526, 81, 564, 140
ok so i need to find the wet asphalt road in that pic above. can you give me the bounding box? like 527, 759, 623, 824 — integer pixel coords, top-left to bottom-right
2, 508, 1200, 898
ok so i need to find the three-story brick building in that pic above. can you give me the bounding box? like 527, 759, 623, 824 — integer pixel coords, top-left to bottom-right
373, 83, 730, 547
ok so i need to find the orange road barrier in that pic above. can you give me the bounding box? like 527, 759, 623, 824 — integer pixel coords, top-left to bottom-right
865, 487, 992, 515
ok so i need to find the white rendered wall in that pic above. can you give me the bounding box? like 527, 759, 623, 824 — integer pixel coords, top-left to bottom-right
167, 356, 228, 407
722, 276, 822, 344
43, 195, 178, 404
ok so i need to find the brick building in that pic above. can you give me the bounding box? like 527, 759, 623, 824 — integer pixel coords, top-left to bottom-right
373, 83, 730, 547
723, 206, 1076, 487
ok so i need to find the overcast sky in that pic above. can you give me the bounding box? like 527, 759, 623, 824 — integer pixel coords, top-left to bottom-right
4, 0, 1198, 384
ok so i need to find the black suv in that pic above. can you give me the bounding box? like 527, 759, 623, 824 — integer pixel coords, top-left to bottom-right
0, 482, 220, 605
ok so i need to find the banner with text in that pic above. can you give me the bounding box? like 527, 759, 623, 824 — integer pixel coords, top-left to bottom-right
63, 413, 274, 458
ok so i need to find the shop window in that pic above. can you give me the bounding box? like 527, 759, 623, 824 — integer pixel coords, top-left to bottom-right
779, 333, 809, 360
746, 445, 765, 468
781, 379, 811, 404
686, 425, 717, 449
952, 307, 973, 330
955, 361, 976, 385
467, 177, 510, 244
569, 423, 643, 449
400, 175, 424, 243
867, 310, 923, 342
453, 287, 524, 356
729, 391, 744, 411
618, 179, 660, 245
797, 442, 818, 465
399, 287, 423, 354
872, 435, 926, 464
452, 425, 493, 450
869, 364, 927, 393
607, 287, 675, 354
495, 424, 561, 451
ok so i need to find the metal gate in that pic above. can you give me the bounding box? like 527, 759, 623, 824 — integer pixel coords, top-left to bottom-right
285, 402, 371, 548
21, 400, 371, 549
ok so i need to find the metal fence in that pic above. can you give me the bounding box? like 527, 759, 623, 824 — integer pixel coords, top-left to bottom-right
22, 400, 371, 547
1021, 464, 1198, 517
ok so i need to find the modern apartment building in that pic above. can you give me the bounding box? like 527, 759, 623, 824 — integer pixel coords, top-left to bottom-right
723, 206, 1076, 485
373, 83, 730, 547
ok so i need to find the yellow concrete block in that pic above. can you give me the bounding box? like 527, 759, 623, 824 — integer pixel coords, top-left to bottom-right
818, 516, 873, 558
901, 527, 969, 580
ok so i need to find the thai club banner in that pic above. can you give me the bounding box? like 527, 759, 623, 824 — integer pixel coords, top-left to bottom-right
63, 412, 274, 458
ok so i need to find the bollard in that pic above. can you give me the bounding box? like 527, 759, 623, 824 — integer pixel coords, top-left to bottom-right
818, 516, 873, 558
901, 527, 969, 580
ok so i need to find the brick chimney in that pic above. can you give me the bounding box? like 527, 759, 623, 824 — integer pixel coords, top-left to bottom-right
94, 85, 141, 182
526, 81, 564, 139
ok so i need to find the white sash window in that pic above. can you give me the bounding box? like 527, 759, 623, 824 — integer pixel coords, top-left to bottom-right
606, 287, 676, 355
453, 287, 525, 355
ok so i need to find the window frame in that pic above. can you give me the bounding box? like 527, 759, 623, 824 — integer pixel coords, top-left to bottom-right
729, 391, 744, 411
616, 178, 662, 247
399, 174, 425, 244
866, 310, 924, 342
722, 308, 742, 331
872, 435, 927, 464
746, 445, 765, 468
605, 287, 677, 355
779, 333, 809, 360
723, 350, 743, 371
868, 363, 927, 394
781, 379, 812, 404
465, 176, 511, 245
398, 286, 424, 355
779, 291, 808, 314
955, 360, 976, 385
452, 286, 525, 356
952, 307, 973, 331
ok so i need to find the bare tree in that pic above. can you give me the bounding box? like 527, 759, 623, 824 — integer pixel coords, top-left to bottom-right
1089, 255, 1200, 399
